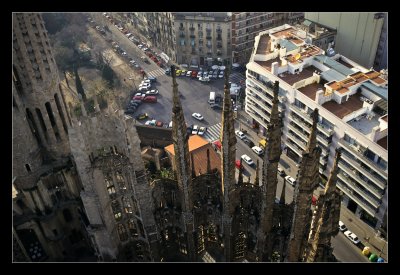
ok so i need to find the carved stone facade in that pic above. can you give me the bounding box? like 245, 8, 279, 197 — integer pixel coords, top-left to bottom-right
12, 13, 93, 262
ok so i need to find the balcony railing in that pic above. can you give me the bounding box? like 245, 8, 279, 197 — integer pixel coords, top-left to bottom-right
189, 26, 195, 31
206, 44, 212, 48
206, 35, 212, 40
338, 138, 387, 182
217, 44, 222, 49
179, 26, 184, 31
338, 162, 384, 199
287, 123, 309, 143
287, 131, 307, 152
190, 34, 195, 39
286, 139, 303, 157
316, 134, 331, 148
336, 182, 377, 217
179, 33, 185, 38
339, 150, 386, 190
289, 104, 313, 124
337, 172, 380, 209
216, 29, 222, 34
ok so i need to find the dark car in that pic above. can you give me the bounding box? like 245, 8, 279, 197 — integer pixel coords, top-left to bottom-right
147, 76, 157, 83
242, 138, 255, 148
165, 68, 171, 75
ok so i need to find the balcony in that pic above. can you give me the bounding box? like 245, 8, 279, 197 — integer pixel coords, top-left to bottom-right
317, 123, 333, 137
338, 149, 386, 190
198, 31, 203, 37
336, 182, 377, 217
286, 139, 303, 157
337, 172, 381, 209
287, 131, 307, 152
290, 113, 312, 130
217, 44, 222, 49
206, 35, 212, 40
316, 135, 331, 148
287, 123, 309, 143
338, 162, 384, 199
246, 77, 275, 98
207, 52, 212, 56
217, 52, 222, 56
206, 44, 212, 49
246, 106, 269, 130
179, 26, 184, 31
246, 85, 273, 106
189, 26, 195, 31
247, 96, 272, 117
289, 104, 313, 124
179, 33, 185, 38
338, 138, 388, 182
216, 28, 222, 34
190, 34, 195, 39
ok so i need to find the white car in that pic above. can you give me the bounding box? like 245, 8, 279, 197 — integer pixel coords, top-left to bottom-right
145, 119, 156, 126
344, 230, 360, 245
235, 130, 246, 140
192, 125, 199, 135
146, 89, 159, 95
241, 154, 254, 166
284, 175, 296, 186
192, 113, 204, 121
219, 71, 224, 78
339, 221, 347, 232
139, 83, 151, 89
252, 146, 264, 156
186, 71, 192, 77
198, 127, 206, 136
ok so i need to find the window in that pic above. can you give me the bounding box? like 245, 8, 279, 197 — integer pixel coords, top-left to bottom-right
117, 224, 128, 242
123, 197, 133, 214
63, 209, 73, 222
25, 164, 31, 172
111, 200, 122, 221
116, 171, 127, 191
128, 219, 138, 237
105, 174, 116, 195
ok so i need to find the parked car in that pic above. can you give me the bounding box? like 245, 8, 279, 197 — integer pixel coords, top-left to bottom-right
198, 127, 206, 136
192, 113, 204, 121
252, 146, 264, 156
284, 175, 297, 186
219, 71, 224, 79
241, 154, 254, 166
145, 119, 156, 126
147, 76, 157, 83
165, 68, 171, 75
235, 130, 246, 140
192, 125, 199, 135
146, 89, 159, 95
156, 121, 164, 127
199, 76, 210, 82
191, 71, 198, 78
175, 70, 182, 76
186, 71, 192, 77
136, 113, 148, 120
344, 230, 360, 244
242, 138, 255, 148
142, 96, 157, 103
339, 221, 347, 232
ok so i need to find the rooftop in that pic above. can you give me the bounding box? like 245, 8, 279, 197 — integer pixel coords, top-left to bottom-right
298, 82, 325, 101
165, 135, 221, 175
322, 92, 363, 119
256, 34, 270, 54
377, 136, 387, 150
347, 115, 380, 136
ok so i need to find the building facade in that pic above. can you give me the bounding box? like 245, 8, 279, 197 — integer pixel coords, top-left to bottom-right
231, 12, 304, 65
245, 24, 388, 232
305, 12, 387, 71
12, 13, 94, 261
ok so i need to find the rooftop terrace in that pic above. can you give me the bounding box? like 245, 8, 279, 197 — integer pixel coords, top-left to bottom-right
322, 92, 363, 119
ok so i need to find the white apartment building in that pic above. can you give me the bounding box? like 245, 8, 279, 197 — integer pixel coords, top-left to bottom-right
245, 24, 388, 232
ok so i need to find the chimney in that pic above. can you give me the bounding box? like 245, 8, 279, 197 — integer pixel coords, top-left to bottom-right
315, 89, 325, 104
271, 62, 279, 76
370, 126, 380, 142
279, 46, 287, 58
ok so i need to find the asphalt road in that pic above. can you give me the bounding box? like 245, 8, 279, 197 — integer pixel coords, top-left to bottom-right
85, 15, 375, 262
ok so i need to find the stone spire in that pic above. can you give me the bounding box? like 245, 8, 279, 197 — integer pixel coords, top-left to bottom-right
206, 148, 211, 174
305, 150, 342, 262
191, 153, 196, 178
220, 69, 236, 261
279, 178, 286, 205
254, 159, 260, 186
286, 108, 321, 262
256, 80, 282, 260
237, 159, 244, 186
170, 65, 196, 260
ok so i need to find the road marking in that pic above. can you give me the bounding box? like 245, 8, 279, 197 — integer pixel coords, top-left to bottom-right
229, 72, 246, 85
203, 123, 221, 142
147, 68, 166, 77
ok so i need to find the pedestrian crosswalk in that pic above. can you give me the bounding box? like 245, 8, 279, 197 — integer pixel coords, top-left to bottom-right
203, 122, 222, 142
229, 72, 246, 85
146, 68, 166, 78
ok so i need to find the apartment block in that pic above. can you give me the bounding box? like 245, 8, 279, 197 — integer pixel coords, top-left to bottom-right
232, 12, 304, 65
245, 24, 388, 232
